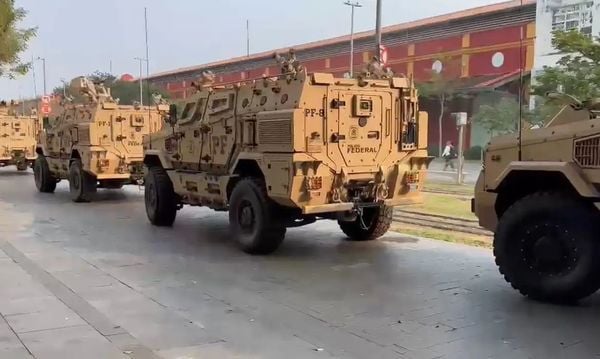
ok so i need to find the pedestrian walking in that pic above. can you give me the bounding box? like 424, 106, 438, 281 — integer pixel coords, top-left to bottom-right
442, 140, 456, 171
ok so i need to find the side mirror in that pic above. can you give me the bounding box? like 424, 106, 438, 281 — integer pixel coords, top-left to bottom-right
167, 104, 178, 126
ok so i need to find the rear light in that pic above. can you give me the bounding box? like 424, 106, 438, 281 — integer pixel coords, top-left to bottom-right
404, 170, 420, 184
305, 176, 323, 191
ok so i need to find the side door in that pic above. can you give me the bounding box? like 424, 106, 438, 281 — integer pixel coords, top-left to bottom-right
204, 90, 236, 172
176, 94, 209, 170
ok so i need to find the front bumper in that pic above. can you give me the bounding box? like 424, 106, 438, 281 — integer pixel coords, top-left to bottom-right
473, 172, 498, 232
302, 192, 423, 215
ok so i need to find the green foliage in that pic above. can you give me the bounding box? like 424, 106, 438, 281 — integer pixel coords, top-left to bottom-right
417, 56, 467, 156
465, 145, 483, 160
472, 97, 520, 136
0, 0, 36, 78
53, 71, 169, 105
533, 30, 600, 100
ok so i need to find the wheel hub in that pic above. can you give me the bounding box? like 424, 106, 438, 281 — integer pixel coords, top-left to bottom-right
239, 202, 255, 232
521, 224, 577, 275
532, 235, 563, 266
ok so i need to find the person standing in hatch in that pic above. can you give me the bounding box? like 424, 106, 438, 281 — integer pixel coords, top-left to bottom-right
442, 140, 456, 171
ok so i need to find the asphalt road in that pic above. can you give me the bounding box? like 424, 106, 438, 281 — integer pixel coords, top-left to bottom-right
0, 167, 599, 359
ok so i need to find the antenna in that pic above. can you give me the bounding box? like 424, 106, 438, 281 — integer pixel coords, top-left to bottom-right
144, 7, 152, 121
517, 0, 524, 162
246, 19, 250, 57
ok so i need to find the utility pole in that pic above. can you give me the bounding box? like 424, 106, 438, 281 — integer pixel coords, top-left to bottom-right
375, 0, 383, 62
134, 57, 146, 105
36, 57, 47, 95
452, 112, 468, 184
344, 1, 362, 77
144, 8, 150, 95
246, 19, 250, 57
31, 56, 37, 99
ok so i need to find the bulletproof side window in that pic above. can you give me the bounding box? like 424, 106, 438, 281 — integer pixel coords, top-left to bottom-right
191, 97, 208, 122
178, 102, 197, 124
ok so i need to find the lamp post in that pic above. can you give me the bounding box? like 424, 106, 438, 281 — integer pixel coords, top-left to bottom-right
35, 57, 47, 95
134, 57, 147, 105
375, 0, 382, 63
343, 1, 362, 77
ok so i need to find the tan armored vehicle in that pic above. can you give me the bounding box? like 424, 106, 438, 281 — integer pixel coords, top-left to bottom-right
0, 100, 38, 171
34, 76, 167, 202
143, 53, 431, 254
474, 93, 600, 302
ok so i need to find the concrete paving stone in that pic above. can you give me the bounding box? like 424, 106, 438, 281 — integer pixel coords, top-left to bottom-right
76, 282, 219, 351
3, 298, 86, 334
24, 252, 92, 273
0, 295, 64, 316
19, 325, 128, 359
156, 340, 339, 359
0, 316, 33, 358
51, 268, 120, 294
8, 238, 62, 255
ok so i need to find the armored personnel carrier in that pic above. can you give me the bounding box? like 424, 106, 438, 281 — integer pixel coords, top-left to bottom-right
474, 93, 600, 302
34, 76, 168, 202
143, 52, 431, 254
0, 100, 38, 171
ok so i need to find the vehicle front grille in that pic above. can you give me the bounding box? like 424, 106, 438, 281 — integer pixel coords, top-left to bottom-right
574, 136, 600, 168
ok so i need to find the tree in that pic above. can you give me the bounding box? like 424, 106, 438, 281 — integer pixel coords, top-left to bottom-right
417, 56, 465, 156
533, 30, 600, 100
0, 0, 36, 78
53, 71, 169, 105
472, 96, 520, 137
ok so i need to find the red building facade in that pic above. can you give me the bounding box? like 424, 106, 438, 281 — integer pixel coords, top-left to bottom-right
148, 0, 536, 151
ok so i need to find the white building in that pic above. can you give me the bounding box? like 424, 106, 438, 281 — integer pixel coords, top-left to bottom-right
533, 0, 599, 77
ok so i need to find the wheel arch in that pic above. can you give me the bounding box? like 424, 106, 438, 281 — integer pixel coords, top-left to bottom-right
226, 157, 265, 200
492, 162, 599, 218
143, 150, 171, 169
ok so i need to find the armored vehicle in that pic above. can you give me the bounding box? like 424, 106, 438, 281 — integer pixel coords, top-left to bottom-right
143, 52, 431, 254
0, 100, 38, 171
34, 77, 167, 202
474, 94, 600, 302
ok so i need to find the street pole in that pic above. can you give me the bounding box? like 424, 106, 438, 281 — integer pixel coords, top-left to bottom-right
144, 7, 150, 101
134, 57, 145, 105
375, 0, 382, 62
457, 124, 465, 184
246, 19, 250, 57
31, 56, 37, 99
344, 1, 362, 77
36, 57, 47, 95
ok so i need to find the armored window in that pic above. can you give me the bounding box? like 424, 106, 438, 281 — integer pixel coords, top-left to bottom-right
180, 102, 196, 121
191, 98, 207, 122
208, 93, 235, 115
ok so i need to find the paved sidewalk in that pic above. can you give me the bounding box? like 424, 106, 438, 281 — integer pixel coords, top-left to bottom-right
0, 244, 130, 359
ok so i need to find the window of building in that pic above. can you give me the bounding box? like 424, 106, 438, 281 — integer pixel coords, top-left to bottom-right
552, 2, 593, 36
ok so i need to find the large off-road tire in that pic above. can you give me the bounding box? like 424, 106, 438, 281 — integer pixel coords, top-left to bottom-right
494, 192, 600, 303
339, 205, 393, 241
69, 160, 97, 203
33, 155, 56, 193
145, 166, 177, 226
228, 178, 286, 255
